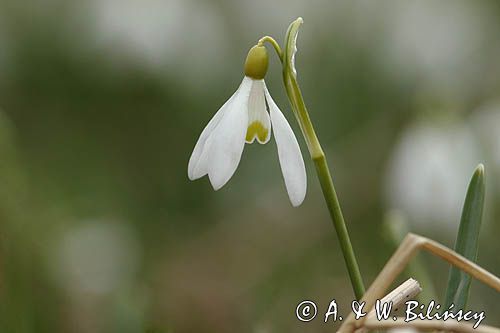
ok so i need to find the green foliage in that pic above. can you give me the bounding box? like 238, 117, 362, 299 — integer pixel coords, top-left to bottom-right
444, 164, 485, 309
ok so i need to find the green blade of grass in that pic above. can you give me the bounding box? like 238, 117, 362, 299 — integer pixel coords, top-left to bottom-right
444, 164, 485, 310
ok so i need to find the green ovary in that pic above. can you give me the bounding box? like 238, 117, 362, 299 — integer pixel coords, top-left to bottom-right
246, 121, 268, 143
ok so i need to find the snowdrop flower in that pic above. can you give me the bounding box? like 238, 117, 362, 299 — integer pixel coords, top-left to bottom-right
188, 45, 307, 206
385, 122, 480, 232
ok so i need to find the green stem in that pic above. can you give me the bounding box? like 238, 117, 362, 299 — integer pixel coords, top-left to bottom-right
260, 26, 366, 299
284, 64, 365, 299
314, 155, 365, 300
282, 57, 365, 298
258, 36, 283, 62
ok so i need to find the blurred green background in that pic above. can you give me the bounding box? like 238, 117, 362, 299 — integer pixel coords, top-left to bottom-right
0, 1, 499, 332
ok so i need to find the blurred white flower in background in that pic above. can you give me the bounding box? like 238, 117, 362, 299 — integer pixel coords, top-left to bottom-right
385, 122, 480, 233
90, 0, 185, 63
50, 220, 141, 295
470, 100, 500, 196
88, 0, 228, 84
376, 1, 491, 96
471, 101, 500, 168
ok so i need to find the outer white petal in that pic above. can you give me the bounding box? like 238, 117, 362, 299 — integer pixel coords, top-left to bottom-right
246, 79, 271, 144
265, 85, 307, 206
206, 77, 252, 190
188, 92, 237, 180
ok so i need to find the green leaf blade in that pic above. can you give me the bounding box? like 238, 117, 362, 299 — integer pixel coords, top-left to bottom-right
444, 164, 485, 309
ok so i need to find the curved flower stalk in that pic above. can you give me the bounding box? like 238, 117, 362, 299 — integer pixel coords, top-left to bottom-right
188, 45, 307, 206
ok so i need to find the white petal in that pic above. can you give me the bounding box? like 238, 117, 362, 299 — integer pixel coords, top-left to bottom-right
206, 77, 252, 190
265, 85, 307, 206
188, 92, 237, 180
246, 79, 271, 144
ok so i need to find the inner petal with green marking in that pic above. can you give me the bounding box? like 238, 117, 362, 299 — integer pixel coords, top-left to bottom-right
245, 79, 271, 144
246, 121, 270, 144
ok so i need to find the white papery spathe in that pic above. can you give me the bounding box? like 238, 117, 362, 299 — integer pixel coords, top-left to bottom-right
188, 76, 307, 206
